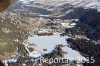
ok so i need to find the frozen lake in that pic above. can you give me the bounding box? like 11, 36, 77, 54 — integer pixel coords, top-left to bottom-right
25, 34, 87, 61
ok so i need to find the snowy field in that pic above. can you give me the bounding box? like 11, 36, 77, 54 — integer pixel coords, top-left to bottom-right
25, 34, 87, 61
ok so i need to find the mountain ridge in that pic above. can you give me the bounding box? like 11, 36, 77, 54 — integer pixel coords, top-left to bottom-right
12, 0, 100, 16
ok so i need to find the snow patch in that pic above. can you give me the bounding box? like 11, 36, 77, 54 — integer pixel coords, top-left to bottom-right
25, 35, 87, 61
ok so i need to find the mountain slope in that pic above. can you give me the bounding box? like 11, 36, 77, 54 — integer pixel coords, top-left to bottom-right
11, 0, 100, 17
17, 0, 91, 6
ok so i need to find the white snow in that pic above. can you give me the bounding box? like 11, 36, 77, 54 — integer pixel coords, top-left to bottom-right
24, 43, 42, 57
62, 46, 87, 61
84, 0, 100, 12
17, 0, 100, 11
25, 35, 87, 61
27, 35, 68, 54
70, 23, 76, 26
3, 59, 17, 66
61, 22, 76, 28
17, 0, 92, 6
61, 23, 70, 27
18, 0, 34, 4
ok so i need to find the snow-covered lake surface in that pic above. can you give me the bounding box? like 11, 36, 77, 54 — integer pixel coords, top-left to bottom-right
25, 34, 87, 61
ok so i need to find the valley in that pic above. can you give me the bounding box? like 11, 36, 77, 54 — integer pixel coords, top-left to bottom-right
0, 0, 100, 66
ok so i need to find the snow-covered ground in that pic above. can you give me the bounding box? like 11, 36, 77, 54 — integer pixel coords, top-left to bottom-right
84, 0, 100, 12
24, 34, 87, 61
18, 0, 91, 6
17, 0, 100, 13
3, 58, 18, 66
61, 22, 76, 28
27, 35, 68, 53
